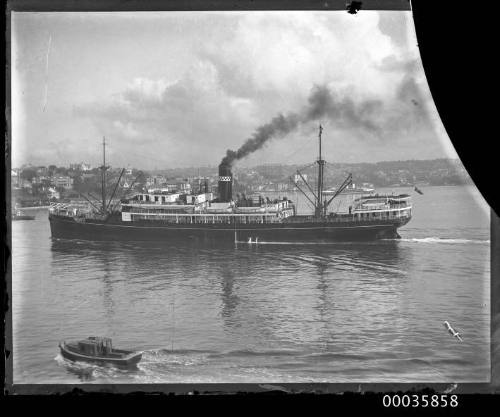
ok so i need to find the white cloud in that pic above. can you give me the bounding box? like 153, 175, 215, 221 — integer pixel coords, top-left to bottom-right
13, 11, 449, 167
199, 12, 401, 102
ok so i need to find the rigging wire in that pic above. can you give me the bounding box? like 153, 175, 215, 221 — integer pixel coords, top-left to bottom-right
323, 162, 351, 179
89, 131, 324, 208
97, 143, 169, 169
277, 135, 317, 163
104, 131, 319, 181
259, 161, 318, 191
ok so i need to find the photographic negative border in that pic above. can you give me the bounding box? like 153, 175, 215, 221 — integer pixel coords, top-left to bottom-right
3, 0, 498, 398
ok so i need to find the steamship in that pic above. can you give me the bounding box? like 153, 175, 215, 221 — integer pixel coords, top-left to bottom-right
49, 127, 412, 242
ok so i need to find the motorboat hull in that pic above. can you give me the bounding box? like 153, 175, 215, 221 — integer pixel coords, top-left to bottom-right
59, 342, 142, 367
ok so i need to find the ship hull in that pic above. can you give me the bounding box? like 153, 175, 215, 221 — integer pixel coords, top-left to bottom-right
49, 214, 409, 242
59, 343, 142, 367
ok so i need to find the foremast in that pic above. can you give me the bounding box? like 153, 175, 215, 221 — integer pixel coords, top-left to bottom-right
75, 137, 127, 218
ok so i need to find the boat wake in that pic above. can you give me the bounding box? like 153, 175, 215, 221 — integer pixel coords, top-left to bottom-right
235, 240, 381, 246
140, 348, 214, 367
387, 237, 490, 245
207, 348, 301, 359
55, 353, 120, 380
55, 352, 141, 381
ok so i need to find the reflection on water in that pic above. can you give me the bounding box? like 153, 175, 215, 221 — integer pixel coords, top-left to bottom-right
49, 238, 411, 342
12, 186, 490, 383
102, 261, 115, 324
220, 266, 239, 324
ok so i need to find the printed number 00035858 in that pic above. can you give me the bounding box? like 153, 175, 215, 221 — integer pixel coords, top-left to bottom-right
382, 394, 458, 408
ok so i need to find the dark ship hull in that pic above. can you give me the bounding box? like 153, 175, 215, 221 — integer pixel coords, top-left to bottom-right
49, 213, 409, 242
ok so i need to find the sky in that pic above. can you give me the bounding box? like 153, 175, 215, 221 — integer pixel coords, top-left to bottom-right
11, 11, 459, 169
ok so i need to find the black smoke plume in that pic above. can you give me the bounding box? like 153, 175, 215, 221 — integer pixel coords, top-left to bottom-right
221, 113, 300, 166
221, 85, 383, 167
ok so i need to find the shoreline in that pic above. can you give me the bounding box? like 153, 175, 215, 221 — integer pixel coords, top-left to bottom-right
15, 206, 51, 210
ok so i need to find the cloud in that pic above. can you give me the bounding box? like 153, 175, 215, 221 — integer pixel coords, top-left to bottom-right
377, 11, 412, 49
198, 12, 400, 103
74, 59, 260, 165
70, 11, 443, 167
221, 74, 439, 167
377, 54, 419, 73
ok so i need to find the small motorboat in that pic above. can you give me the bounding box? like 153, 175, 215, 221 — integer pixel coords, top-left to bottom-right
12, 210, 35, 221
414, 186, 424, 195
59, 337, 142, 367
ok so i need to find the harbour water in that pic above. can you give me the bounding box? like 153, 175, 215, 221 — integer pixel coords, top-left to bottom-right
11, 185, 491, 383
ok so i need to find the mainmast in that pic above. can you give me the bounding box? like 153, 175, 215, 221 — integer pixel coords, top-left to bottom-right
316, 125, 325, 217
100, 136, 109, 214
291, 125, 352, 217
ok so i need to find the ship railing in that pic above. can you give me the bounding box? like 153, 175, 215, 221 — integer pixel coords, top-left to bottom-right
49, 202, 99, 218
328, 215, 408, 223
49, 203, 71, 215
50, 202, 68, 209
354, 203, 411, 211
287, 211, 411, 224
126, 200, 194, 206
129, 214, 285, 224
124, 207, 195, 214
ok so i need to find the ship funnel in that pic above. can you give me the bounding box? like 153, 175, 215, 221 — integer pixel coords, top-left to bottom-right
218, 163, 233, 202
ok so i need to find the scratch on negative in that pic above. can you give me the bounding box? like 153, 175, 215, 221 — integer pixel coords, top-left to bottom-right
43, 35, 52, 112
